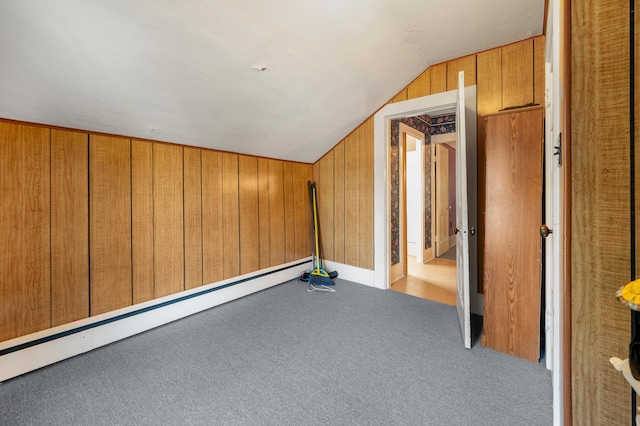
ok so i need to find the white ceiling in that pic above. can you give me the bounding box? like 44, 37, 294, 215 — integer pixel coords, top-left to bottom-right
0, 1, 544, 163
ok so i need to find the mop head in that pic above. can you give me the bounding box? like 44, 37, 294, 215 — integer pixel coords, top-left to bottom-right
617, 279, 640, 311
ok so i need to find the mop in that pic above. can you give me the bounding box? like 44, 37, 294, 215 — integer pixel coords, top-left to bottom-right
306, 181, 337, 292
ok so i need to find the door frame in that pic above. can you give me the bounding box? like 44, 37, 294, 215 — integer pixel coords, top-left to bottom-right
400, 123, 427, 265
373, 86, 483, 316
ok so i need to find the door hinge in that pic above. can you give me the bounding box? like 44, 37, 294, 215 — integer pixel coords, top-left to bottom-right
553, 133, 562, 167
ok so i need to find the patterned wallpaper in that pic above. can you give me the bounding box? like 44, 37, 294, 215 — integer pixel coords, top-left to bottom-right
390, 114, 456, 265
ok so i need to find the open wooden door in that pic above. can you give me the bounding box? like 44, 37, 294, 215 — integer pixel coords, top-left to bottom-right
435, 144, 450, 257
455, 71, 472, 349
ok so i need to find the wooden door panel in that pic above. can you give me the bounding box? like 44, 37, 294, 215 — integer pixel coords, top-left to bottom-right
482, 107, 543, 363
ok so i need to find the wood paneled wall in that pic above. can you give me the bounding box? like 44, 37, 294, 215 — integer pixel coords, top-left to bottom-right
314, 36, 544, 272
571, 1, 633, 424
0, 121, 312, 343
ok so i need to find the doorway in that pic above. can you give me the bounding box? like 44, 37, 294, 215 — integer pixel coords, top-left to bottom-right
390, 125, 458, 306
372, 83, 482, 319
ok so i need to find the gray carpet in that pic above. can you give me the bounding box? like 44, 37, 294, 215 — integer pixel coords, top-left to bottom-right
0, 279, 552, 425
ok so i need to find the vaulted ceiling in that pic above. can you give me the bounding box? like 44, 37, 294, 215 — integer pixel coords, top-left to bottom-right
0, 1, 544, 163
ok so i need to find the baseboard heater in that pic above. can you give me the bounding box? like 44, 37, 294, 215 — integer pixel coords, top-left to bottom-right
0, 258, 311, 382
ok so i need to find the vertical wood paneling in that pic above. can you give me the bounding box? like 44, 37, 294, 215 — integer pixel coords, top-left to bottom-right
344, 129, 360, 266
359, 118, 375, 269
502, 39, 534, 108
446, 55, 477, 90
477, 49, 503, 115
533, 35, 546, 107
407, 69, 431, 100
333, 141, 346, 263
391, 89, 407, 103
153, 143, 184, 298
294, 163, 312, 259
476, 48, 503, 294
572, 1, 630, 424
89, 135, 131, 316
222, 153, 240, 278
184, 147, 203, 289
430, 63, 448, 94
51, 129, 88, 326
317, 152, 334, 261
239, 155, 260, 274
283, 162, 296, 263
131, 140, 154, 304
0, 123, 50, 341
202, 150, 223, 284
258, 158, 271, 269
268, 159, 285, 266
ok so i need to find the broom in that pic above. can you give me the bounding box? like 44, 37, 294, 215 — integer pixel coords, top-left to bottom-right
308, 182, 336, 289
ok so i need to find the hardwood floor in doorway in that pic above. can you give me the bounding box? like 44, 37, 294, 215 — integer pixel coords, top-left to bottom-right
390, 253, 456, 306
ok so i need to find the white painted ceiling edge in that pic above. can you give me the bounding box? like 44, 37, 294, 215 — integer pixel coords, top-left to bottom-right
0, 0, 543, 163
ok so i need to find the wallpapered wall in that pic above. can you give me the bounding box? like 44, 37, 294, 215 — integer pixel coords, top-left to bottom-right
390, 114, 456, 265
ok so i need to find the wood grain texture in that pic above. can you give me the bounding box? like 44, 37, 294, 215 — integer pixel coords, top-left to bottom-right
391, 89, 407, 103
0, 122, 51, 341
153, 143, 184, 298
482, 107, 543, 363
202, 150, 223, 284
407, 69, 431, 100
476, 48, 503, 294
502, 39, 534, 109
222, 153, 240, 278
258, 158, 271, 269
477, 49, 503, 115
317, 151, 334, 261
430, 63, 447, 94
283, 162, 296, 263
447, 55, 476, 90
184, 147, 203, 289
344, 129, 360, 267
359, 117, 375, 269
268, 159, 285, 267
533, 35, 546, 107
332, 141, 346, 263
131, 140, 155, 304
51, 129, 89, 326
571, 1, 631, 424
239, 155, 260, 274
294, 163, 313, 260
89, 135, 132, 316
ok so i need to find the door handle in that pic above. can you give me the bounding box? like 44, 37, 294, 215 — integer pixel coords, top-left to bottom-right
540, 224, 553, 238
453, 226, 459, 234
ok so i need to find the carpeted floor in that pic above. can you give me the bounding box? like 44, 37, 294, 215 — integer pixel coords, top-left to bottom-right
0, 278, 552, 425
